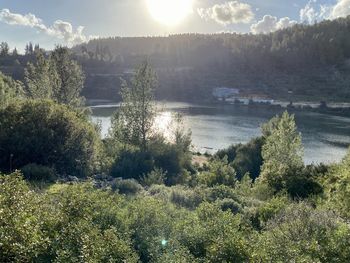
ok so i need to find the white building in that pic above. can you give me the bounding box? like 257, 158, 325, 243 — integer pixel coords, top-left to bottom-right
212, 87, 240, 100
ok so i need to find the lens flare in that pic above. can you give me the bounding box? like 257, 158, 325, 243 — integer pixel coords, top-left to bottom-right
146, 0, 193, 26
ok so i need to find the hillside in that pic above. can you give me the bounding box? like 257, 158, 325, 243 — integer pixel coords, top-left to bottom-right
72, 16, 350, 102
2, 16, 350, 102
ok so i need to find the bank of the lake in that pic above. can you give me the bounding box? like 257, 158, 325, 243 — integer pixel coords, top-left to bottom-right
90, 101, 350, 164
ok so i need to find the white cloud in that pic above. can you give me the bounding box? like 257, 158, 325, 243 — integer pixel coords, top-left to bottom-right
198, 1, 254, 25
250, 15, 297, 34
300, 0, 318, 23
329, 0, 350, 19
299, 0, 332, 24
0, 8, 94, 45
299, 0, 350, 24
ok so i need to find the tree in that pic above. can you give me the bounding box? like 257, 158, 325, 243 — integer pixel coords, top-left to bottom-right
50, 46, 85, 107
0, 100, 101, 176
12, 47, 18, 56
25, 42, 34, 55
260, 111, 304, 191
0, 42, 9, 57
24, 46, 85, 107
0, 71, 23, 109
110, 60, 157, 150
24, 51, 56, 99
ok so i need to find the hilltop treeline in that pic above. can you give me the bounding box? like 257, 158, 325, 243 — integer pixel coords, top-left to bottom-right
73, 16, 350, 101
2, 16, 350, 101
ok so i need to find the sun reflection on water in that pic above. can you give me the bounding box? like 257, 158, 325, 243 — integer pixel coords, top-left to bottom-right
154, 111, 173, 140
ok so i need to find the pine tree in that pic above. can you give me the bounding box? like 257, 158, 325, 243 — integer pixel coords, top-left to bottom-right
0, 42, 10, 57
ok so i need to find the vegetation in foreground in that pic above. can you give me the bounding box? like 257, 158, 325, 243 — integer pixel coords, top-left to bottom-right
1, 54, 350, 262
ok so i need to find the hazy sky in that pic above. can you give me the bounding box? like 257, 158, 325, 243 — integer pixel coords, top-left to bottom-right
0, 0, 348, 51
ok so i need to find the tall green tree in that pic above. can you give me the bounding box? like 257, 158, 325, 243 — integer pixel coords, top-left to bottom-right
110, 60, 157, 150
0, 42, 9, 57
23, 46, 85, 107
0, 71, 23, 109
50, 46, 85, 107
260, 111, 304, 191
24, 51, 56, 99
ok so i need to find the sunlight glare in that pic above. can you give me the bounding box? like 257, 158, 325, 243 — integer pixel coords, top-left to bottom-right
146, 0, 193, 26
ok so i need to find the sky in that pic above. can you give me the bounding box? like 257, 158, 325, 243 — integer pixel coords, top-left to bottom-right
0, 0, 349, 51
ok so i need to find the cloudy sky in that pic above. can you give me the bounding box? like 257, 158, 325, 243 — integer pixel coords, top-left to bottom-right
0, 0, 349, 51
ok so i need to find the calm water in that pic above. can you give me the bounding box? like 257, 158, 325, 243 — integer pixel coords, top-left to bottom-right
90, 102, 350, 164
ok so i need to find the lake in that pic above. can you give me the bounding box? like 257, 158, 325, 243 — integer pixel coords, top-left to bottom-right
90, 101, 350, 164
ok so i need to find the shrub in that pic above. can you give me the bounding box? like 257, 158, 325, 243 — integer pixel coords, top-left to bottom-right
110, 139, 193, 185
324, 149, 350, 218
215, 137, 264, 181
0, 172, 47, 262
198, 157, 236, 187
20, 163, 56, 182
217, 198, 242, 214
112, 179, 143, 195
111, 148, 154, 180
0, 100, 101, 177
286, 175, 323, 199
174, 203, 252, 262
254, 203, 350, 262
141, 168, 166, 186
170, 186, 204, 209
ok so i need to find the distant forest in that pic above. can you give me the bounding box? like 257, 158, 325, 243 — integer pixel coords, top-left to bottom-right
2, 16, 350, 102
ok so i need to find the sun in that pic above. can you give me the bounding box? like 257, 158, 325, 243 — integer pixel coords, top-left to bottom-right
146, 0, 193, 26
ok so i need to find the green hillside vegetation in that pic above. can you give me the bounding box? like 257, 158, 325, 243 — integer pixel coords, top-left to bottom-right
1, 56, 350, 262
2, 17, 350, 102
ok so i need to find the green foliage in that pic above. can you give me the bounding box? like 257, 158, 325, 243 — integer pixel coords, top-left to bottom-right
0, 172, 47, 262
127, 197, 182, 262
0, 100, 101, 176
0, 71, 24, 109
111, 148, 154, 179
141, 168, 166, 186
20, 163, 56, 182
260, 111, 304, 191
254, 195, 290, 228
110, 137, 192, 185
112, 179, 144, 195
254, 203, 350, 262
43, 183, 139, 262
24, 51, 56, 99
50, 46, 85, 107
174, 203, 252, 262
216, 137, 264, 180
110, 60, 157, 150
198, 156, 237, 187
324, 148, 350, 218
24, 47, 85, 107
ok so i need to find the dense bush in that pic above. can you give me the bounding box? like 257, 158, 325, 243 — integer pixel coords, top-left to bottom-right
198, 157, 237, 187
20, 163, 56, 182
0, 100, 101, 177
254, 203, 350, 262
0, 172, 47, 262
324, 149, 350, 218
215, 137, 264, 180
0, 71, 24, 109
110, 138, 192, 185
112, 179, 144, 195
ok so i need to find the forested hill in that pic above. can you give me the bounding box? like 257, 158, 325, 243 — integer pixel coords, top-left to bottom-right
2, 16, 350, 102
72, 16, 350, 102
